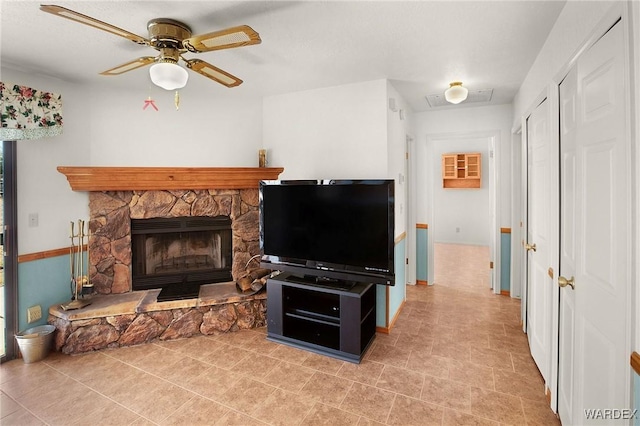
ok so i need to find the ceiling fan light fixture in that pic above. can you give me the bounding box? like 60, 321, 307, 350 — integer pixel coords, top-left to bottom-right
444, 81, 469, 104
149, 61, 189, 90
40, 5, 259, 89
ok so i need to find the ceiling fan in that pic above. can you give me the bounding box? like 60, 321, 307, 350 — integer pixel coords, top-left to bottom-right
40, 4, 261, 90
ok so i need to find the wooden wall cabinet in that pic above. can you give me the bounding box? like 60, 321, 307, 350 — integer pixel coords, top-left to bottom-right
442, 153, 481, 188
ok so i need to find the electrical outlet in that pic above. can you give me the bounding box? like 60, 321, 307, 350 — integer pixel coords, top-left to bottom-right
27, 305, 42, 323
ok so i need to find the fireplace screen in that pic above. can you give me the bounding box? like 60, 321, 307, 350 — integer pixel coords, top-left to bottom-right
131, 216, 232, 301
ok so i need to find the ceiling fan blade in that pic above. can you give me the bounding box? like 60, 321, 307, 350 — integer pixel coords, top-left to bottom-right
100, 57, 156, 75
183, 59, 243, 87
40, 5, 149, 45
183, 25, 261, 53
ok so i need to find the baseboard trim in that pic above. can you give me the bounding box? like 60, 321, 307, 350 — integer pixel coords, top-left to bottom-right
631, 352, 640, 375
388, 299, 405, 330
376, 298, 406, 335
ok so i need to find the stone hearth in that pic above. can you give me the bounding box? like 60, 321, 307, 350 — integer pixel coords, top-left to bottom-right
48, 282, 266, 354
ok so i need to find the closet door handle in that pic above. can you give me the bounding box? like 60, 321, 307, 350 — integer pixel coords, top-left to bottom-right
525, 243, 537, 252
558, 276, 575, 290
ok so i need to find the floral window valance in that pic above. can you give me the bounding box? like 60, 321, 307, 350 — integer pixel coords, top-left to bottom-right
0, 81, 63, 140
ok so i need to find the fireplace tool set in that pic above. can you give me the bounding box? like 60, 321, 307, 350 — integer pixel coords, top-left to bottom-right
61, 219, 92, 311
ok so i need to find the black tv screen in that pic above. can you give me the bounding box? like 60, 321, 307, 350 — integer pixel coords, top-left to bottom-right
259, 179, 395, 285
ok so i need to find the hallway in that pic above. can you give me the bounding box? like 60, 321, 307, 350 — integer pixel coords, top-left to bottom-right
434, 242, 492, 292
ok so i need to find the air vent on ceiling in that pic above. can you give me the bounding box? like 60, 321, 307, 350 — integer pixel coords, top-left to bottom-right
425, 88, 493, 108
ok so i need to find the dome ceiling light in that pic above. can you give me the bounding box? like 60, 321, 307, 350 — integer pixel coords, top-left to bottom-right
149, 54, 189, 90
444, 81, 469, 104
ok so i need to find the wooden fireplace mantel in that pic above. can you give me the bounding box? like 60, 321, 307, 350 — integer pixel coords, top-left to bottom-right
57, 166, 285, 191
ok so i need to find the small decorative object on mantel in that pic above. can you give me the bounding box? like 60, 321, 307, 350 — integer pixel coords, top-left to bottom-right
61, 219, 92, 311
258, 149, 267, 168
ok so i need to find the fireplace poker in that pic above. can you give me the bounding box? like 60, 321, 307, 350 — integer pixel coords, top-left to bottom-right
69, 221, 75, 299
78, 220, 92, 294
84, 227, 93, 293
78, 219, 84, 295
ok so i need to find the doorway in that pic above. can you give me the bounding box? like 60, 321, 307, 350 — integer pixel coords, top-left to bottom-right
1, 140, 17, 362
426, 131, 498, 294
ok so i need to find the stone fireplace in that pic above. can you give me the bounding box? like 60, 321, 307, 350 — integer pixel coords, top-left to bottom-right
88, 188, 260, 296
49, 167, 284, 354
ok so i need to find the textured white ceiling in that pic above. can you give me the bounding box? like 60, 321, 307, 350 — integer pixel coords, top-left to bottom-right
0, 1, 566, 112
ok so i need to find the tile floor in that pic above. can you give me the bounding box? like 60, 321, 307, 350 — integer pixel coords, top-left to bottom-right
0, 243, 560, 425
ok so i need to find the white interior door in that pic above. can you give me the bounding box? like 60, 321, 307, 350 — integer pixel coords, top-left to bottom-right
558, 62, 578, 423
558, 19, 630, 424
526, 98, 552, 385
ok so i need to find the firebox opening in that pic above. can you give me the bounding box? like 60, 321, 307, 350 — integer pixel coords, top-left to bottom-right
131, 216, 233, 301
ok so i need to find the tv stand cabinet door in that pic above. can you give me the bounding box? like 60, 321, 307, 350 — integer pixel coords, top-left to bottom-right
266, 279, 283, 336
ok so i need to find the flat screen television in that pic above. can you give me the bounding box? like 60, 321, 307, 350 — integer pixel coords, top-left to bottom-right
259, 179, 395, 286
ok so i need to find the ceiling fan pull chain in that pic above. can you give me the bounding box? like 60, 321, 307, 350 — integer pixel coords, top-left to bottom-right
143, 96, 158, 111
175, 91, 180, 110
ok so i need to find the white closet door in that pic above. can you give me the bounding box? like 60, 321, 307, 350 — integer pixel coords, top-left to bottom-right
526, 98, 552, 384
558, 19, 630, 424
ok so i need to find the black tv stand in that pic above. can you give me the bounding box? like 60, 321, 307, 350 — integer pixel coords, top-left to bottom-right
266, 272, 376, 363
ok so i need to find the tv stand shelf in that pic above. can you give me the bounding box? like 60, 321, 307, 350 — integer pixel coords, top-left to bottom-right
266, 272, 376, 363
